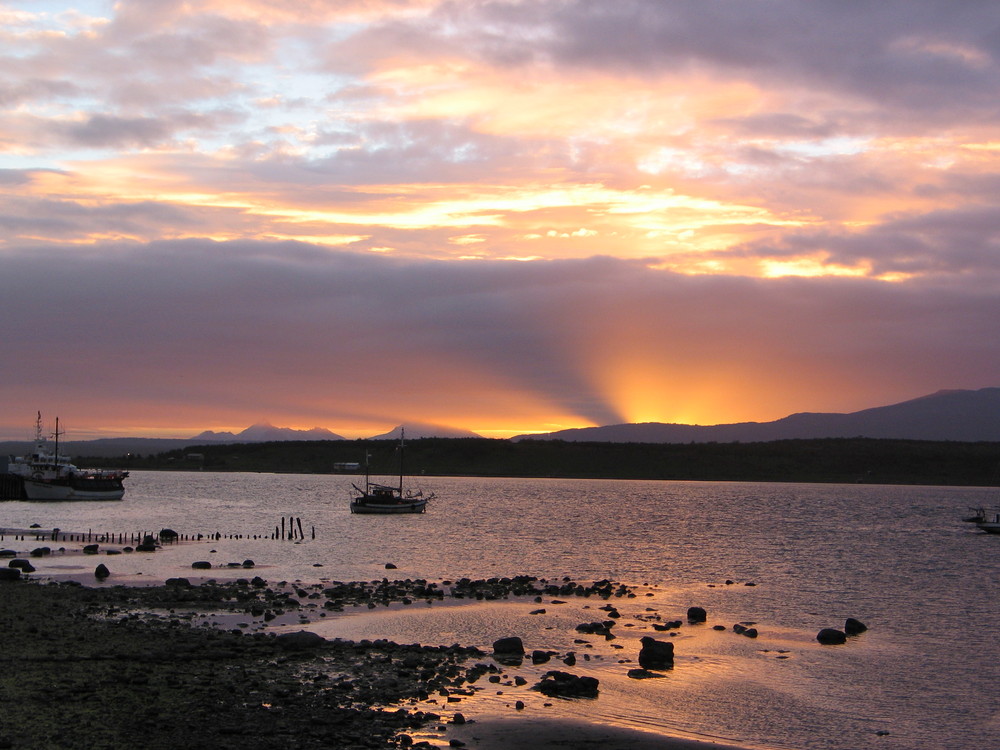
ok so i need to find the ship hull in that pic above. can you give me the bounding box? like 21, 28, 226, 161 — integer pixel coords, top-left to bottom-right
22, 479, 126, 501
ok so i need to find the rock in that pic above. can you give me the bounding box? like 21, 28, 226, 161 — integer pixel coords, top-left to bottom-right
652, 620, 682, 631
627, 668, 666, 679
531, 650, 552, 665
191, 561, 212, 570
492, 636, 525, 656
451, 713, 466, 725
845, 618, 868, 635
83, 544, 99, 554
94, 563, 110, 579
242, 559, 255, 568
816, 628, 847, 645
0, 550, 16, 558
165, 577, 192, 587
0, 567, 21, 581
732, 623, 758, 638
533, 670, 599, 698
159, 528, 178, 542
385, 563, 397, 569
574, 621, 615, 637
638, 636, 674, 670
276, 630, 327, 650
8, 559, 35, 573
30, 547, 51, 557
687, 606, 707, 623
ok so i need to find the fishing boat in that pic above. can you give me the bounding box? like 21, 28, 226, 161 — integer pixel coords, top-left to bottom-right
350, 429, 433, 514
963, 507, 987, 523
974, 510, 1000, 534
6, 413, 128, 501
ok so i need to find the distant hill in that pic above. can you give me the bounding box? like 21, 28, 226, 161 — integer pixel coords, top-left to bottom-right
191, 422, 345, 442
514, 388, 1000, 443
0, 437, 196, 460
367, 423, 482, 440
0, 420, 479, 460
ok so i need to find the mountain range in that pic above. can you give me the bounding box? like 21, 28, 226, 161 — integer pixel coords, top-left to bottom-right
0, 421, 482, 459
191, 422, 346, 442
514, 388, 1000, 443
2, 388, 999, 460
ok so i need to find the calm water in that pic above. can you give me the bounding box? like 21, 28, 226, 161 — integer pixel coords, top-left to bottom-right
3, 471, 999, 750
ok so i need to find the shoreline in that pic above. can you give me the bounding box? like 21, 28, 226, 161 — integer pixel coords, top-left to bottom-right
0, 570, 764, 750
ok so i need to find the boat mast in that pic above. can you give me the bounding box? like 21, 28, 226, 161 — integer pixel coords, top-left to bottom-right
399, 427, 405, 494
53, 417, 63, 471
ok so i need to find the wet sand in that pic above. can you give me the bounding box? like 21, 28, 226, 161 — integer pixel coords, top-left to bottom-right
447, 716, 751, 749
0, 538, 767, 750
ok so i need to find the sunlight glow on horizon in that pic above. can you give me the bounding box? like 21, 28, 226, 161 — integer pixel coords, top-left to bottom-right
2, 1, 998, 441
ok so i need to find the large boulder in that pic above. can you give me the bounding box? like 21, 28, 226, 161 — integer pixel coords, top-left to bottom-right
94, 563, 110, 580
533, 670, 599, 698
845, 618, 868, 635
638, 636, 674, 670
8, 559, 35, 573
687, 606, 707, 623
0, 567, 21, 581
492, 636, 525, 656
816, 628, 847, 645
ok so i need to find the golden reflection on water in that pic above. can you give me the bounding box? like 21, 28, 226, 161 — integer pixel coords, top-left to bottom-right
280, 584, 848, 748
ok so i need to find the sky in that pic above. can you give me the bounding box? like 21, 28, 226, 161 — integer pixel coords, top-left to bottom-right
2, 0, 999, 441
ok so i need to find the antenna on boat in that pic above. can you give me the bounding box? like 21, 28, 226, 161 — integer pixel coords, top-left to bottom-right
53, 416, 63, 465
399, 427, 405, 494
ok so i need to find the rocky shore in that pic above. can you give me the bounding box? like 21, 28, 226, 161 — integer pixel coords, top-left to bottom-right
0, 577, 486, 749
0, 571, 794, 749
0, 575, 675, 750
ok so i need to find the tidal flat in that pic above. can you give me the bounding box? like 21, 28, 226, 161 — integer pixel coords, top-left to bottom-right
0, 575, 753, 750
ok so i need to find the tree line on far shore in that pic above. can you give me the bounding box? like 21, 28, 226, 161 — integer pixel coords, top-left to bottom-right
79, 437, 1000, 486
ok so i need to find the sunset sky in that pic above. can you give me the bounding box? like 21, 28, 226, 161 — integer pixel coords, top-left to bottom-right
2, 0, 999, 440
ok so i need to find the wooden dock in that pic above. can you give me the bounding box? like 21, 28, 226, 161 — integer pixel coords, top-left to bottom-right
0, 516, 315, 546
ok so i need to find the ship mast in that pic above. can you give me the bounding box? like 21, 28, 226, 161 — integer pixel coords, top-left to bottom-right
398, 427, 405, 494
53, 417, 64, 470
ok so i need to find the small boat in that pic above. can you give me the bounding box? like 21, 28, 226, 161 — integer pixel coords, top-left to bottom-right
963, 507, 988, 523
6, 413, 128, 501
350, 429, 434, 514
974, 510, 1000, 534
